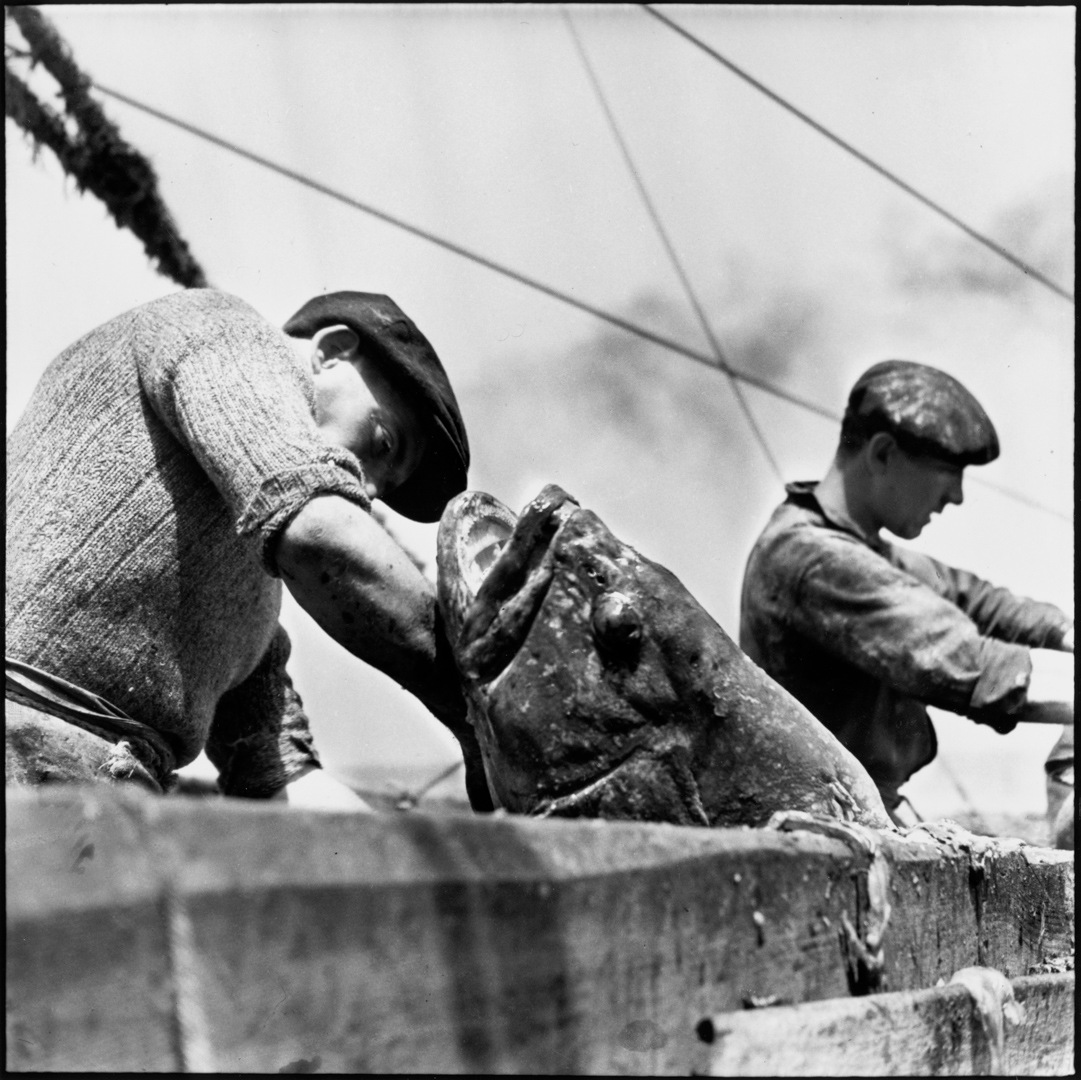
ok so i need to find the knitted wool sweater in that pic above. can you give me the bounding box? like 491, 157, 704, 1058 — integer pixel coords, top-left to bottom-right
6, 289, 373, 794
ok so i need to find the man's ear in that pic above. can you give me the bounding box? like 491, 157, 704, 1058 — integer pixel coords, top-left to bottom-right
865, 431, 896, 474
310, 325, 360, 371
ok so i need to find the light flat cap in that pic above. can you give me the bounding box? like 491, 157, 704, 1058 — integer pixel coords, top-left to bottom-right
285, 291, 469, 522
842, 359, 999, 466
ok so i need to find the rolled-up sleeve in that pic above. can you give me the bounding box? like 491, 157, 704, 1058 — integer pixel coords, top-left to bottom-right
789, 536, 1031, 725
204, 624, 321, 797
135, 289, 372, 573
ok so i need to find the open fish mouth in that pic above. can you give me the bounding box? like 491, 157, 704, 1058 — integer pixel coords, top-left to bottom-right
437, 484, 580, 682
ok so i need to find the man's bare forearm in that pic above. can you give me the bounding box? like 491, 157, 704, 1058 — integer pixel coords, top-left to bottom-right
274, 494, 466, 725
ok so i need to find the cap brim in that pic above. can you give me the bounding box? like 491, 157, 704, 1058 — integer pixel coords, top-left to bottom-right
381, 415, 468, 523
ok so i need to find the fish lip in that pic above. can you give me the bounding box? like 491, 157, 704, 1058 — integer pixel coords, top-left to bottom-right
529, 738, 651, 816
450, 485, 580, 681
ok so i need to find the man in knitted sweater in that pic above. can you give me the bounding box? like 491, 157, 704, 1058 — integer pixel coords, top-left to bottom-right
6, 288, 493, 812
740, 361, 1073, 839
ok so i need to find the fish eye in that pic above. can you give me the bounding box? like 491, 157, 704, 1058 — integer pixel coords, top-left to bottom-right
591, 591, 642, 664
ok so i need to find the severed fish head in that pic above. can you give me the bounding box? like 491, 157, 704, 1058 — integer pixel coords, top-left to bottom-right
437, 484, 891, 830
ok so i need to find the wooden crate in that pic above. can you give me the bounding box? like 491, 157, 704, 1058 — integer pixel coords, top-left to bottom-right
6, 787, 1075, 1074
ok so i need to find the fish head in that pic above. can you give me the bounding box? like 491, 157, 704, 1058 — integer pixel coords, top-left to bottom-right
437, 484, 891, 830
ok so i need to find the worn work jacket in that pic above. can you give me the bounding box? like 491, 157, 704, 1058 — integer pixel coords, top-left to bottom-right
739, 482, 1070, 804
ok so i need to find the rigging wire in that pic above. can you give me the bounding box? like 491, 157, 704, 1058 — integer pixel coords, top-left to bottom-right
89, 80, 835, 422
562, 7, 785, 484
640, 4, 1075, 306
88, 81, 1071, 525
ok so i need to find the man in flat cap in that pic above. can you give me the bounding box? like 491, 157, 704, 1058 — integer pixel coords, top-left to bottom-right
7, 287, 492, 811
740, 360, 1073, 840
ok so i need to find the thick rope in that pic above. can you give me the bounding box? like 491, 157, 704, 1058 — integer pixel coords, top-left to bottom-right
5, 6, 208, 288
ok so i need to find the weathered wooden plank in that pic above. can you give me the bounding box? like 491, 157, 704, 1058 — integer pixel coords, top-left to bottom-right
697, 970, 1074, 1076
5, 788, 1075, 1074
1007, 971, 1078, 1075
877, 832, 1074, 986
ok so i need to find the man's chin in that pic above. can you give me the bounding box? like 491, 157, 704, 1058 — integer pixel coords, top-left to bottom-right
889, 520, 926, 541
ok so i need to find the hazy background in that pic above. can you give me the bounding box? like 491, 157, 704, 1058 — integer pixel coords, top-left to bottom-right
6, 4, 1073, 820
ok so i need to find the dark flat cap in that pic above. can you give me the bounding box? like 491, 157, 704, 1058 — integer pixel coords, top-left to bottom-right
842, 359, 999, 466
284, 291, 469, 522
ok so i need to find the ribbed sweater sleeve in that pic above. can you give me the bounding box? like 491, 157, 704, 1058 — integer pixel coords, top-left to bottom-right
134, 289, 372, 572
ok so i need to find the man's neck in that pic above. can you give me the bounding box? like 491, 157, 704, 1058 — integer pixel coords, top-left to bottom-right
814, 462, 881, 545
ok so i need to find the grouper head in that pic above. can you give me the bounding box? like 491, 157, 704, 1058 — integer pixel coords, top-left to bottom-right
437, 484, 891, 830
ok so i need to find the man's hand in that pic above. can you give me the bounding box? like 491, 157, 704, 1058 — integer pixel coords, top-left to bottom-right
271, 764, 374, 811
1061, 624, 1074, 653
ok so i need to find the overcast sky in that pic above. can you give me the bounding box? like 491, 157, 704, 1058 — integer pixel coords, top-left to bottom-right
6, 4, 1074, 813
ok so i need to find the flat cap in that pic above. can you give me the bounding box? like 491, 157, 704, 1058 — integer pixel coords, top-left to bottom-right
284, 291, 469, 522
842, 359, 999, 466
